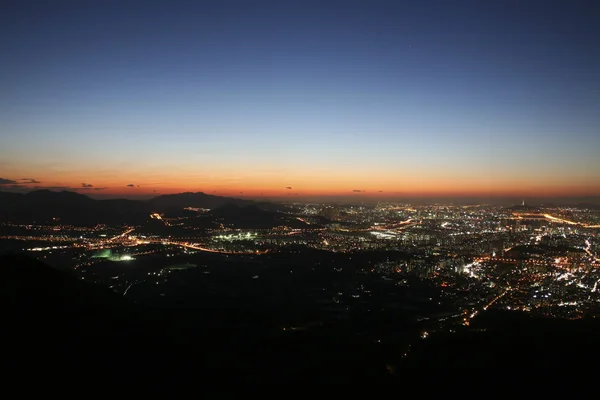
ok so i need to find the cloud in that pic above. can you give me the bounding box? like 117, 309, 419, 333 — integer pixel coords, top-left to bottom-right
0, 178, 18, 185
285, 186, 292, 189
352, 189, 366, 193
82, 183, 93, 188
1, 183, 110, 194
19, 178, 41, 184
378, 190, 383, 192
126, 184, 135, 187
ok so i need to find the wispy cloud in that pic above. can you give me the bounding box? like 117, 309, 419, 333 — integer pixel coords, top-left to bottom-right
0, 178, 18, 185
126, 184, 135, 187
19, 178, 40, 184
82, 183, 93, 188
352, 189, 366, 193
285, 186, 292, 189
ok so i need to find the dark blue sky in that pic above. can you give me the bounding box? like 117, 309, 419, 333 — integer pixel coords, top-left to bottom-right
1, 0, 599, 198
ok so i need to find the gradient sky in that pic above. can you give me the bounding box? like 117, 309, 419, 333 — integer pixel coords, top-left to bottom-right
1, 0, 599, 200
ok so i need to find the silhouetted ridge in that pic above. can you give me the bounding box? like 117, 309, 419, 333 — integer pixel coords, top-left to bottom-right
149, 191, 279, 211
25, 189, 93, 203
0, 190, 149, 225
0, 253, 138, 336
0, 189, 281, 224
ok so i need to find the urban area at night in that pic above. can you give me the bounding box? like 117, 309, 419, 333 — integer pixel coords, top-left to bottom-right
3, 197, 600, 325
2, 190, 600, 381
2, 0, 600, 384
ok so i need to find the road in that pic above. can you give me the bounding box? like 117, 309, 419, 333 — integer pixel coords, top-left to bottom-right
123, 282, 136, 296
544, 213, 600, 229
163, 241, 269, 255
464, 287, 512, 325
108, 227, 135, 242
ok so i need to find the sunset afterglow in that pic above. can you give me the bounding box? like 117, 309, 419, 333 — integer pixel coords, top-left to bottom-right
1, 1, 599, 201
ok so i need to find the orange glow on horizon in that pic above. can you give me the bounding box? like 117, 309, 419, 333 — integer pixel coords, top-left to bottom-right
17, 181, 600, 199
4, 166, 599, 199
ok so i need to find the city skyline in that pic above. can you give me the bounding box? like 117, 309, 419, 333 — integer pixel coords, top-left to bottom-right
2, 0, 599, 200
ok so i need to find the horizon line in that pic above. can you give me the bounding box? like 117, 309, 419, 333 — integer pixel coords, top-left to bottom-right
2, 188, 599, 205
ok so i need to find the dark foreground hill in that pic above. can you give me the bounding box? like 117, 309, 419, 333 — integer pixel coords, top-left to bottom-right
0, 253, 394, 384
2, 253, 600, 385
401, 310, 600, 370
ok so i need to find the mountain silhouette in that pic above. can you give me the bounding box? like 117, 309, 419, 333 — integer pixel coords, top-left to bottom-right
0, 190, 148, 225
149, 191, 280, 211
0, 189, 280, 225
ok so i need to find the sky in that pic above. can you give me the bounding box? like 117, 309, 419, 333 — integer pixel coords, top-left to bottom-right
1, 0, 599, 201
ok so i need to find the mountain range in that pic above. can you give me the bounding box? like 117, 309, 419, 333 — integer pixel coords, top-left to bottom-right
0, 190, 282, 225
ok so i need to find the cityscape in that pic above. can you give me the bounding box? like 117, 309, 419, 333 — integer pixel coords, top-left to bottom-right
2, 0, 600, 383
2, 193, 600, 330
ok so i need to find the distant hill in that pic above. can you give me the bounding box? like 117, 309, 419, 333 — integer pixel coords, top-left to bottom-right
0, 190, 150, 225
0, 190, 282, 225
149, 191, 281, 211
505, 203, 540, 212
573, 202, 600, 210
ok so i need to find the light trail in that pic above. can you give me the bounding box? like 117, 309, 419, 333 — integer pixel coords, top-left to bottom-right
543, 213, 600, 229
483, 288, 511, 311
464, 287, 511, 325
543, 214, 579, 225
370, 219, 413, 231
123, 282, 135, 296
164, 241, 269, 255
108, 227, 135, 242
